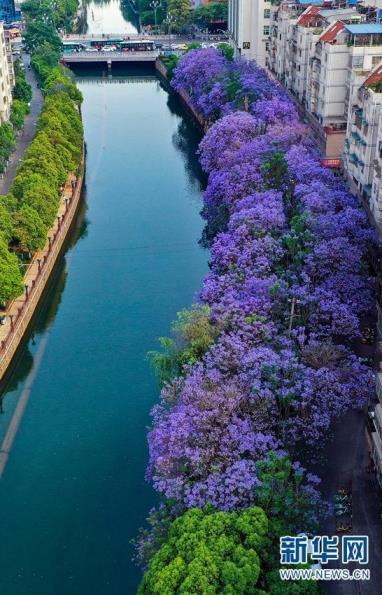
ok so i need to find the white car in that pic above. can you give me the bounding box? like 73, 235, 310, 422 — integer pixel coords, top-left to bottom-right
85, 47, 98, 52
101, 46, 116, 52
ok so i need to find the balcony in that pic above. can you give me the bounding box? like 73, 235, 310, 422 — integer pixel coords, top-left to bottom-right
347, 33, 382, 47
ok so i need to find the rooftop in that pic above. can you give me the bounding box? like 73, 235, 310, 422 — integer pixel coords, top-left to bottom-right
320, 20, 345, 43
319, 8, 357, 17
364, 63, 382, 89
297, 5, 321, 26
345, 24, 382, 34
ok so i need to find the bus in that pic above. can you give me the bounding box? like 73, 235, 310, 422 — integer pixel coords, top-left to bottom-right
120, 40, 156, 52
90, 38, 123, 49
62, 42, 86, 53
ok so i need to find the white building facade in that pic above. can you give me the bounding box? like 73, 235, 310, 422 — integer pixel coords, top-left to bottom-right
228, 0, 273, 66
0, 23, 14, 123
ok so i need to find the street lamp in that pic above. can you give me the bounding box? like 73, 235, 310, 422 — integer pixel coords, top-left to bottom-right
150, 0, 161, 33
165, 14, 176, 46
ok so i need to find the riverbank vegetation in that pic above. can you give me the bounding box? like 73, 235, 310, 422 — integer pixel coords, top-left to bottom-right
0, 0, 82, 303
132, 0, 227, 31
138, 47, 376, 590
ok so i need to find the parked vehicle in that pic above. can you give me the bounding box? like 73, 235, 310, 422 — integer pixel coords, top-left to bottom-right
335, 507, 351, 516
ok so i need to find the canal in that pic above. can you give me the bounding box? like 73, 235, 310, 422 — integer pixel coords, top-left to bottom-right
0, 14, 207, 595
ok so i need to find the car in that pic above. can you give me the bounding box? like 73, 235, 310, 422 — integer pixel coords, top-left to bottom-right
85, 47, 98, 52
154, 42, 163, 49
101, 46, 115, 52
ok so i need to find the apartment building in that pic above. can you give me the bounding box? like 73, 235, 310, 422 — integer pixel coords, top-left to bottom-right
344, 65, 382, 220
268, 1, 301, 78
367, 371, 382, 488
0, 23, 14, 122
371, 77, 382, 221
268, 6, 382, 158
286, 5, 324, 102
267, 3, 365, 156
228, 0, 273, 66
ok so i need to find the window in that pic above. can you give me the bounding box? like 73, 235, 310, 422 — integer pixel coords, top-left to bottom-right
372, 55, 382, 66
352, 55, 364, 68
263, 26, 270, 36
264, 9, 271, 18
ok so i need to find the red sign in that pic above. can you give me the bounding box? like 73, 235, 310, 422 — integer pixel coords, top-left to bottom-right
320, 158, 343, 168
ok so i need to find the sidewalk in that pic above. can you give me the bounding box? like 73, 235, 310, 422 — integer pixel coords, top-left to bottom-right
0, 53, 43, 195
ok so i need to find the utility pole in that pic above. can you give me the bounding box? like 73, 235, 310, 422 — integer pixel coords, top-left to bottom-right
287, 296, 301, 335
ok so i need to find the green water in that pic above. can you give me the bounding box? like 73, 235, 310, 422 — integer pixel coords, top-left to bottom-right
0, 70, 207, 594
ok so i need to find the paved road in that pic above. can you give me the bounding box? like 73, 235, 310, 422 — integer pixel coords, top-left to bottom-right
318, 410, 382, 594
314, 329, 382, 594
0, 54, 43, 195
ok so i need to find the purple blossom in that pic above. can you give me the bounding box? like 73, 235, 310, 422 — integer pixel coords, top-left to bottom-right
146, 49, 376, 512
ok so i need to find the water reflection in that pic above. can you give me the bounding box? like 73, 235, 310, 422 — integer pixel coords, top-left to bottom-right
166, 91, 207, 194
86, 0, 138, 34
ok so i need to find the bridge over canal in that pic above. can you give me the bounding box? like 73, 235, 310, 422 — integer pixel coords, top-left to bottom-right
61, 50, 159, 65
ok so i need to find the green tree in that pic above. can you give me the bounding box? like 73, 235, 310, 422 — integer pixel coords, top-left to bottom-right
0, 233, 23, 303
31, 42, 61, 81
0, 122, 15, 172
23, 20, 61, 53
168, 0, 191, 29
148, 304, 220, 383
0, 202, 14, 242
190, 1, 228, 29
23, 186, 59, 228
138, 506, 268, 594
255, 452, 323, 538
218, 42, 234, 61
14, 205, 47, 252
266, 569, 320, 594
13, 61, 32, 103
10, 100, 30, 131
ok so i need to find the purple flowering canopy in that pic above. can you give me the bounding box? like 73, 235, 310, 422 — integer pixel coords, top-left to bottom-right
146, 49, 376, 513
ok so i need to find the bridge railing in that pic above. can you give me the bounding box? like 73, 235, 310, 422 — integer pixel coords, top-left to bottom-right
62, 33, 175, 40
61, 50, 160, 61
